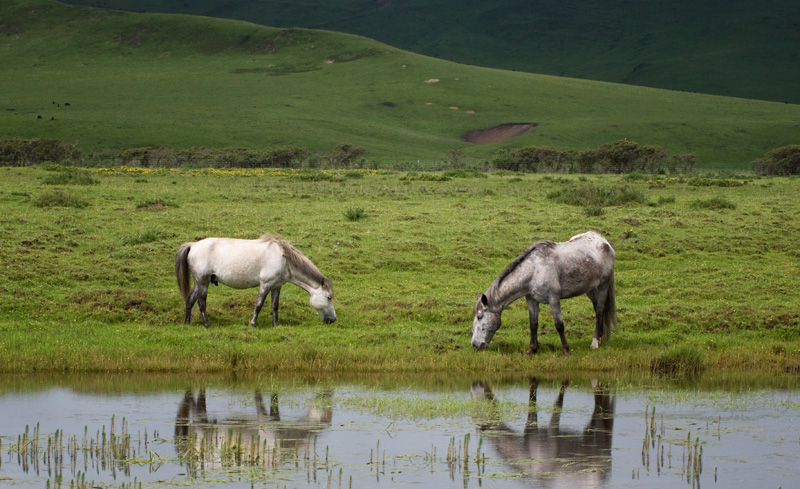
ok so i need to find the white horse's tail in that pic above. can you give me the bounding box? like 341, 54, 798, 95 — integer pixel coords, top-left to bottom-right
175, 243, 193, 302
603, 270, 618, 340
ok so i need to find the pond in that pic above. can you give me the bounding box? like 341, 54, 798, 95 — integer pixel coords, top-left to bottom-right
1, 373, 798, 488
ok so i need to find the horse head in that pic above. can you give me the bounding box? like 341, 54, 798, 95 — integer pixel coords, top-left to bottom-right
309, 280, 336, 324
472, 293, 501, 350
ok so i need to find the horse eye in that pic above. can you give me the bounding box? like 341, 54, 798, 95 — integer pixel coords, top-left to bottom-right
327, 295, 332, 301
477, 314, 484, 320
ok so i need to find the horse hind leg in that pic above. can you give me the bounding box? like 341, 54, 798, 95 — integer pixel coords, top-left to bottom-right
195, 279, 211, 328
549, 298, 570, 357
588, 289, 608, 350
185, 285, 200, 325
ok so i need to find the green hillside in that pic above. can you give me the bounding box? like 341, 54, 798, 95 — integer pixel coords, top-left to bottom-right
1, 0, 798, 168
59, 0, 800, 104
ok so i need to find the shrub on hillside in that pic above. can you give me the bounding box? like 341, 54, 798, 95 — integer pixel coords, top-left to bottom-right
751, 145, 800, 175
116, 146, 306, 168
0, 138, 82, 166
492, 140, 693, 174
492, 146, 576, 172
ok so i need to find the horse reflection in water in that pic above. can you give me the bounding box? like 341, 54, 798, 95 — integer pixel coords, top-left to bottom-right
174, 389, 332, 472
471, 378, 615, 488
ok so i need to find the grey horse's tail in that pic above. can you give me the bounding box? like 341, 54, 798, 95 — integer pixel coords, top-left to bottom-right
175, 243, 193, 303
603, 271, 618, 340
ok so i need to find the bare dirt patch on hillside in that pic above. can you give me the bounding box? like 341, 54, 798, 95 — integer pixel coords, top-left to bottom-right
462, 123, 537, 144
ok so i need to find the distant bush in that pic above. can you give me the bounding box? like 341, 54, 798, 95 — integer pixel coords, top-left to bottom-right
492, 146, 576, 173
322, 143, 366, 168
492, 140, 694, 174
116, 146, 307, 168
0, 138, 82, 166
751, 145, 800, 175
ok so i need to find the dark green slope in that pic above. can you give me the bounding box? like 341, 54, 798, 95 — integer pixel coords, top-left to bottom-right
58, 0, 800, 103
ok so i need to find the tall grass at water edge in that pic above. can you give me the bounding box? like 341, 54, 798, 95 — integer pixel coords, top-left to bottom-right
0, 166, 798, 374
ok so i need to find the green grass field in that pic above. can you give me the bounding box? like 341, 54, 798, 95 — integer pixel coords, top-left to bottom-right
59, 0, 800, 104
1, 0, 799, 169
1, 165, 798, 374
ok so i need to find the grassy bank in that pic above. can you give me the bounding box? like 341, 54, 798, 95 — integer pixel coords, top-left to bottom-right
0, 166, 798, 374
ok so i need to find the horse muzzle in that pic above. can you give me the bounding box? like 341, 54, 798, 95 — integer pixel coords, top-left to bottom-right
472, 340, 488, 351
323, 315, 337, 324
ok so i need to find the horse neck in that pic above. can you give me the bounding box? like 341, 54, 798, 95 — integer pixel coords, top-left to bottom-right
486, 269, 532, 312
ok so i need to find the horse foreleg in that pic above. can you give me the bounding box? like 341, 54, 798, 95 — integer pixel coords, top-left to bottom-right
525, 296, 540, 355
270, 286, 282, 326
549, 298, 570, 357
250, 282, 271, 327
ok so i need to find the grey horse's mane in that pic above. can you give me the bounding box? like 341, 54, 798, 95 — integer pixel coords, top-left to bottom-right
496, 240, 556, 287
259, 234, 334, 296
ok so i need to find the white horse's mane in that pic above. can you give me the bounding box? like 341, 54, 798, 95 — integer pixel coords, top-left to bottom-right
259, 234, 333, 296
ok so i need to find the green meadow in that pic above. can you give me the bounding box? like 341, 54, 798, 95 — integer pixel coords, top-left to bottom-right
1, 0, 799, 169
0, 165, 798, 374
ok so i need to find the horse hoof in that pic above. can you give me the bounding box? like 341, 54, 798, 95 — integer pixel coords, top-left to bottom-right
590, 338, 600, 350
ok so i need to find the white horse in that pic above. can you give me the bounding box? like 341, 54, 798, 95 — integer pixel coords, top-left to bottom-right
175, 234, 336, 328
472, 231, 616, 356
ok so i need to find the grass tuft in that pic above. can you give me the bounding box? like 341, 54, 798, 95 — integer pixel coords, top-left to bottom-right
547, 184, 645, 207
344, 207, 367, 221
33, 189, 90, 208
651, 345, 704, 377
689, 197, 737, 210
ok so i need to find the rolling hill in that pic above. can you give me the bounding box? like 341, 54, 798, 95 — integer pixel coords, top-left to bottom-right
1, 0, 798, 168
58, 0, 800, 104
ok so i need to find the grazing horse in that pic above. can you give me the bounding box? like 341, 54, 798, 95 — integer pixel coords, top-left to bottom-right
472, 231, 616, 356
175, 234, 336, 328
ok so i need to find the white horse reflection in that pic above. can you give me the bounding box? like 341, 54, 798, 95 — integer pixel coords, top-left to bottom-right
471, 378, 615, 488
174, 389, 332, 472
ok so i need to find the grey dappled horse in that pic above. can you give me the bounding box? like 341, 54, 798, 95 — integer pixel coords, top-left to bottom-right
175, 234, 336, 328
472, 231, 616, 356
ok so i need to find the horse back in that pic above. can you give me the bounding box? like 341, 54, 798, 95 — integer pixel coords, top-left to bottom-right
551, 232, 614, 297
188, 238, 287, 288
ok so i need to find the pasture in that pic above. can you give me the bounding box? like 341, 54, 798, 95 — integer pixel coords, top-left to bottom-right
0, 165, 798, 374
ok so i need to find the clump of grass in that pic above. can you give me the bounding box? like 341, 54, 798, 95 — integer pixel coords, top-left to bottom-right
442, 170, 487, 179
584, 205, 605, 216
136, 198, 177, 211
42, 169, 98, 185
122, 230, 162, 246
651, 345, 704, 376
547, 184, 645, 207
33, 189, 89, 208
400, 172, 451, 182
689, 197, 736, 210
344, 207, 366, 221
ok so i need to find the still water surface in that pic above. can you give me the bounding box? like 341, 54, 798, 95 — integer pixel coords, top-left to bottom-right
0, 373, 798, 488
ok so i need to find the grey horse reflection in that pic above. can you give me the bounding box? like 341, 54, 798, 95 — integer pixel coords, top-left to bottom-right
471, 378, 614, 488
174, 389, 332, 471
